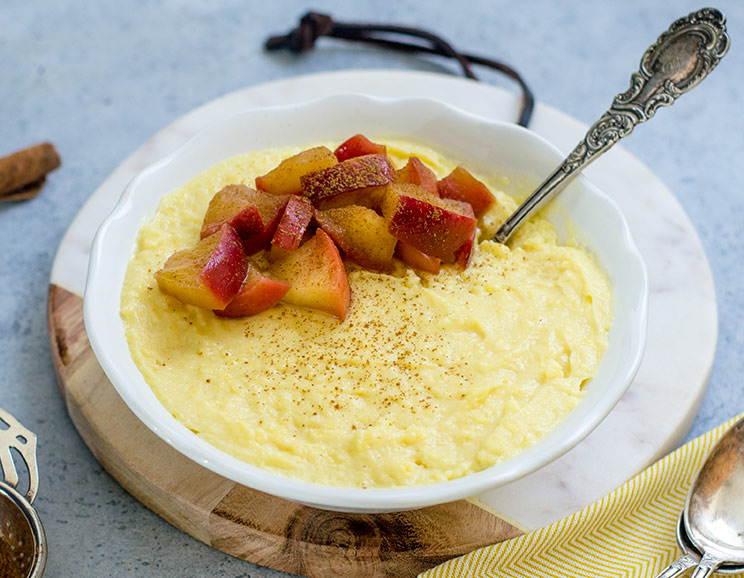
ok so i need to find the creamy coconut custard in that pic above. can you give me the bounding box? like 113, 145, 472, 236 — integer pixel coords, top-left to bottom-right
120, 140, 612, 488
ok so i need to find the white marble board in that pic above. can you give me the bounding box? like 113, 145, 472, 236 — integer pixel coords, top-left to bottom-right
50, 70, 717, 531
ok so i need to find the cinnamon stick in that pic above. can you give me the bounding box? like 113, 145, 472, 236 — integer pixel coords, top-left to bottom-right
0, 142, 60, 201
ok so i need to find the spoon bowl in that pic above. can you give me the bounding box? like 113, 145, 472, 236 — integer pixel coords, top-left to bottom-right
685, 417, 744, 572
655, 417, 744, 578
675, 515, 744, 576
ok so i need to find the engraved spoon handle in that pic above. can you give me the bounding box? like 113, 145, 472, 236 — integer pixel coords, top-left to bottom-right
494, 8, 730, 244
689, 553, 723, 578
652, 553, 700, 578
0, 407, 40, 504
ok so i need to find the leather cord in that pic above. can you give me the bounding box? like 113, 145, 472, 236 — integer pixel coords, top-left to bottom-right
266, 11, 535, 128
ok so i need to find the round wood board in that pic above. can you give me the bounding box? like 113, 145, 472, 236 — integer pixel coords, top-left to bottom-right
47, 71, 718, 578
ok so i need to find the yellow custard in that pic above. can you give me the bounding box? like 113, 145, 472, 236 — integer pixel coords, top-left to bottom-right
120, 140, 613, 488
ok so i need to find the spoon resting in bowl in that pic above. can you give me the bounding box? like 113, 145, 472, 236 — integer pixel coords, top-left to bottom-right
494, 7, 730, 244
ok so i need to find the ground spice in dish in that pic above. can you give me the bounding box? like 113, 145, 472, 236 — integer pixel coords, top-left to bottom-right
0, 533, 26, 578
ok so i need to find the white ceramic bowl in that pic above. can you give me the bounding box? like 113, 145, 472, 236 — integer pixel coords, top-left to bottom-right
84, 95, 647, 513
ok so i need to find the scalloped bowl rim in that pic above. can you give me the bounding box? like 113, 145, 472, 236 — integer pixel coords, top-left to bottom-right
84, 94, 648, 512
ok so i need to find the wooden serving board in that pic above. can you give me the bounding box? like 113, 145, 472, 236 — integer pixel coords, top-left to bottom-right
48, 285, 522, 577
47, 71, 718, 577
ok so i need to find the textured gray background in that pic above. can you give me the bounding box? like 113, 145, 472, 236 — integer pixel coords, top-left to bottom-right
2, 1, 743, 576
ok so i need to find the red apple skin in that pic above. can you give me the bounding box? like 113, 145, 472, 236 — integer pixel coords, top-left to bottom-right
437, 166, 495, 217
200, 186, 264, 240
246, 189, 290, 254
396, 157, 438, 196
214, 262, 290, 317
382, 184, 477, 264
155, 224, 248, 310
300, 154, 396, 203
269, 229, 351, 320
395, 241, 441, 274
271, 196, 314, 252
255, 146, 338, 196
315, 205, 397, 272
454, 227, 476, 269
242, 188, 290, 255
333, 134, 387, 162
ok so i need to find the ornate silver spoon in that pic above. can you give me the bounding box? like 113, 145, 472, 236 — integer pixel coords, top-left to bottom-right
494, 7, 730, 244
655, 417, 744, 578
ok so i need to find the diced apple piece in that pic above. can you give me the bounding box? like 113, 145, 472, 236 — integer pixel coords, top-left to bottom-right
382, 182, 474, 217
333, 134, 386, 162
395, 241, 441, 274
200, 185, 264, 240
437, 166, 495, 217
315, 205, 397, 271
155, 224, 248, 310
271, 196, 314, 252
439, 195, 476, 218
381, 183, 471, 216
301, 154, 395, 203
214, 262, 290, 318
201, 185, 289, 254
269, 229, 350, 320
314, 185, 388, 211
396, 157, 438, 196
255, 146, 338, 196
382, 184, 477, 264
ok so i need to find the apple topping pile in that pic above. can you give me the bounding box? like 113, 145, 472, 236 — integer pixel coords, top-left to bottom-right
154, 134, 496, 321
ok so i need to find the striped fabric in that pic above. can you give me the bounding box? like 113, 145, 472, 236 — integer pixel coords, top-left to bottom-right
421, 414, 744, 578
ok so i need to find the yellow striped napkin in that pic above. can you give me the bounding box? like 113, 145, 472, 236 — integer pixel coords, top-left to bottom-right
421, 414, 744, 578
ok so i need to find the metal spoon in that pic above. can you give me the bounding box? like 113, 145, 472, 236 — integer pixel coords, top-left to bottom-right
667, 514, 744, 576
655, 417, 744, 577
494, 7, 730, 244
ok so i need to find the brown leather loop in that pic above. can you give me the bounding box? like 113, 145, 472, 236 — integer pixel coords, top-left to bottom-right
265, 12, 334, 54
266, 11, 534, 127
